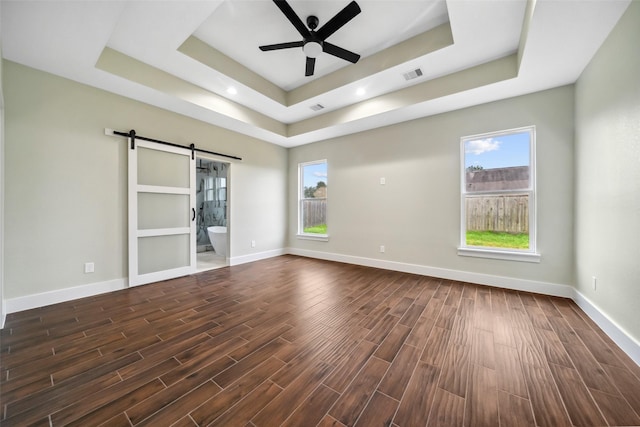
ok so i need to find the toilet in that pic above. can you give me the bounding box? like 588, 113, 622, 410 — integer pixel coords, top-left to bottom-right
207, 226, 227, 257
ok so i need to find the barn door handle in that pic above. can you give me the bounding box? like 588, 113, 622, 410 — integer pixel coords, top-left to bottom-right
192, 208, 195, 221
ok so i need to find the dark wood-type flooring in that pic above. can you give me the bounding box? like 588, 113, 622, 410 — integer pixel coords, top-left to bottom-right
2, 255, 640, 426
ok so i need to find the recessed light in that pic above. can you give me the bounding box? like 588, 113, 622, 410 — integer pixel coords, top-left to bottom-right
356, 88, 366, 96
226, 87, 237, 95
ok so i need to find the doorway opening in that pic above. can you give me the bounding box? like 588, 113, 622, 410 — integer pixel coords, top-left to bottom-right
196, 157, 229, 271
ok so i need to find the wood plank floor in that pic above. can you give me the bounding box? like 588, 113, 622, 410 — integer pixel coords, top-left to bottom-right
2, 255, 640, 426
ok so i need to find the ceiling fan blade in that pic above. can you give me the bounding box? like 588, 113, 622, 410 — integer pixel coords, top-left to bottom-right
315, 1, 361, 41
273, 0, 311, 38
323, 42, 360, 63
259, 41, 304, 51
305, 57, 316, 76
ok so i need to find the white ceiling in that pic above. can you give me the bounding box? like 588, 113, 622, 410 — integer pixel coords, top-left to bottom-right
0, 0, 631, 148
194, 0, 450, 90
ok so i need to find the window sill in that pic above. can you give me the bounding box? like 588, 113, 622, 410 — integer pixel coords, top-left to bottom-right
458, 247, 541, 263
297, 233, 329, 242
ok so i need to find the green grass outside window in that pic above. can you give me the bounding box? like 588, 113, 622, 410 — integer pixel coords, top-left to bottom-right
466, 230, 529, 249
303, 224, 327, 234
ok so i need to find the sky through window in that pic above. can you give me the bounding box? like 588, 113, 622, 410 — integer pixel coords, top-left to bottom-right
464, 131, 530, 169
303, 162, 328, 188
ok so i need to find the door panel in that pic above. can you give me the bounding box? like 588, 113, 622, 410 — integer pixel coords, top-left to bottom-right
137, 147, 191, 187
138, 234, 191, 275
138, 193, 190, 230
128, 140, 195, 286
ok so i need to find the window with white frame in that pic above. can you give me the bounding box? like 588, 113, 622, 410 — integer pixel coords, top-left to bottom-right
298, 160, 328, 239
204, 176, 226, 202
459, 126, 539, 262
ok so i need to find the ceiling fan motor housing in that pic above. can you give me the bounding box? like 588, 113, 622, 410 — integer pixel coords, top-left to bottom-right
307, 15, 319, 30
303, 15, 323, 57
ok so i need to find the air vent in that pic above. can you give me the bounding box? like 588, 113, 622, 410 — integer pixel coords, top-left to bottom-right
403, 68, 423, 81
310, 103, 325, 111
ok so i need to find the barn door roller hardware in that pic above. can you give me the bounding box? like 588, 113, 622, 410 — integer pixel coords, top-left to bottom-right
111, 129, 242, 161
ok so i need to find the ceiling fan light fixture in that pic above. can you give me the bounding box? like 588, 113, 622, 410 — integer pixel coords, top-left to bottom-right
259, 1, 362, 77
303, 41, 323, 58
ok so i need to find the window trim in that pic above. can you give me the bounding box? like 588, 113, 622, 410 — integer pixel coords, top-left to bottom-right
458, 126, 539, 262
297, 159, 329, 241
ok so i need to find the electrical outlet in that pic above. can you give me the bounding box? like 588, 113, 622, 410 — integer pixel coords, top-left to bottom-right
251, 240, 256, 248
380, 245, 385, 253
84, 262, 95, 273
592, 276, 597, 290
380, 177, 386, 185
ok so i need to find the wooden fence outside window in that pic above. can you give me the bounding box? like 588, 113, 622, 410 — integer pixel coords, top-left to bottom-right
465, 194, 529, 233
302, 199, 327, 228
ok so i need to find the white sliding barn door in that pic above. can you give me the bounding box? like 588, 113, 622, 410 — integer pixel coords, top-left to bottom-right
128, 139, 196, 287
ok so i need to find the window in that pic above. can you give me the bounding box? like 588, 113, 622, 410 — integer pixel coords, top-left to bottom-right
204, 176, 226, 202
298, 160, 328, 240
204, 176, 215, 201
459, 126, 539, 262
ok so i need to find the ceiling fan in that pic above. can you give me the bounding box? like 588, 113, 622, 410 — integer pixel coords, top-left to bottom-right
259, 0, 362, 77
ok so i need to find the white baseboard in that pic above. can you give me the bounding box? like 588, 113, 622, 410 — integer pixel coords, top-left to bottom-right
229, 248, 286, 267
3, 248, 638, 367
2, 248, 286, 317
4, 278, 127, 315
287, 247, 639, 366
2, 249, 285, 317
286, 247, 574, 297
573, 290, 640, 366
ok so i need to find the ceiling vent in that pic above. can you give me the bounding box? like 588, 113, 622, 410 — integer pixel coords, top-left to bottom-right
403, 68, 423, 81
310, 103, 325, 112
